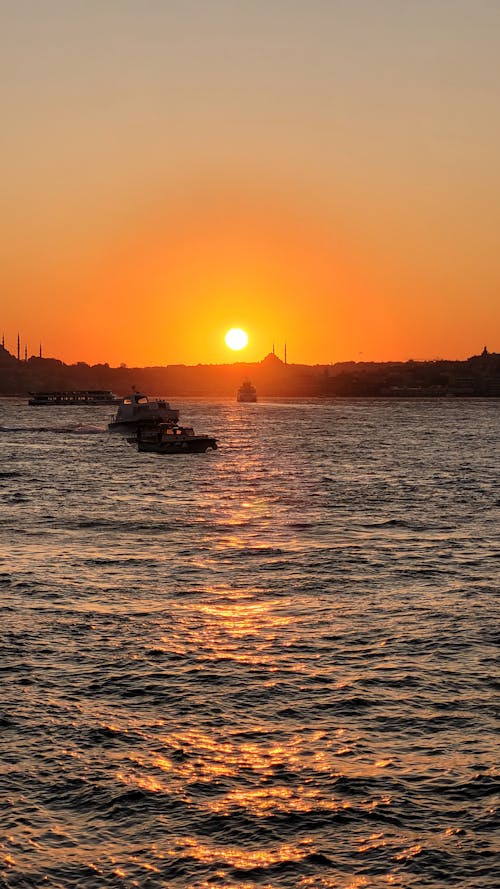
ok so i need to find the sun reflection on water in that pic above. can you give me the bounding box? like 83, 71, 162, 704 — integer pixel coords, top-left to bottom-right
168, 835, 315, 869
158, 586, 297, 669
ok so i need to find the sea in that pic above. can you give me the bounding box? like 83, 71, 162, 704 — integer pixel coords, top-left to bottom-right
0, 396, 498, 889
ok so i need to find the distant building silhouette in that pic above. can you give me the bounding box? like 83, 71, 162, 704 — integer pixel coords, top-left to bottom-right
261, 351, 284, 367
0, 336, 498, 397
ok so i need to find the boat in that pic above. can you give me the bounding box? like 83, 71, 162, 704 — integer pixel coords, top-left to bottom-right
29, 389, 120, 406
128, 423, 218, 454
108, 392, 179, 433
237, 380, 257, 402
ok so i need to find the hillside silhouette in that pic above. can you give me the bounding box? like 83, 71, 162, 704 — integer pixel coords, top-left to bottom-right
1, 345, 499, 398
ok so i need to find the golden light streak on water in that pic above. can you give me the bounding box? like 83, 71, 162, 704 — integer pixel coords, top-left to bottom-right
129, 857, 161, 874
165, 835, 315, 869
207, 784, 351, 817
357, 833, 387, 854
394, 844, 424, 861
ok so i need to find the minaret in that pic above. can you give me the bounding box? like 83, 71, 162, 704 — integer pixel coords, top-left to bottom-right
17, 333, 20, 361
39, 343, 42, 359
272, 343, 275, 356
24, 345, 28, 362
1, 333, 4, 349
284, 343, 287, 365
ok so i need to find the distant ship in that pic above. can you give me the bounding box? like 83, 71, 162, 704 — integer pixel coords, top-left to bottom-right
29, 389, 120, 406
237, 380, 257, 403
108, 392, 179, 433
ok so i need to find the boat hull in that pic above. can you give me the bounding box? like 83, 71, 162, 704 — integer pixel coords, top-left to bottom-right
108, 417, 178, 434
134, 437, 218, 454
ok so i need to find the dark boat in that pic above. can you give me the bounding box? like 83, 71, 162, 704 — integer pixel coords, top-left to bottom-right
108, 392, 179, 433
128, 423, 218, 454
237, 380, 257, 402
29, 389, 120, 406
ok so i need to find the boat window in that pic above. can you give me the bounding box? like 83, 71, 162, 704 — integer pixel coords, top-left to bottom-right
123, 398, 132, 404
138, 396, 148, 404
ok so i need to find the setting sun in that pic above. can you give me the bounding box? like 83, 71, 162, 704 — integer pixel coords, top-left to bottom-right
225, 328, 249, 351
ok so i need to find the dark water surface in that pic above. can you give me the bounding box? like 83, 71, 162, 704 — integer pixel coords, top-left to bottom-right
0, 397, 498, 889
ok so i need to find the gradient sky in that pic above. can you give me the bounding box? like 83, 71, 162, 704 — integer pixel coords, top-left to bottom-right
1, 0, 499, 366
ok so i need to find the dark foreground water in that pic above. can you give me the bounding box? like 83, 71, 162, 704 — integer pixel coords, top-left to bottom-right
0, 397, 499, 889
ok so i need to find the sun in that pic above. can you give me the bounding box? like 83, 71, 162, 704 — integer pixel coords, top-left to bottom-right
225, 328, 249, 351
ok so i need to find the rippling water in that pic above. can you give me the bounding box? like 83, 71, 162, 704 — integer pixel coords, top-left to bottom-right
1, 396, 498, 889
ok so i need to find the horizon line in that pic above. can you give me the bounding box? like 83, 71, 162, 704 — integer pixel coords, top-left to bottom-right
1, 342, 497, 370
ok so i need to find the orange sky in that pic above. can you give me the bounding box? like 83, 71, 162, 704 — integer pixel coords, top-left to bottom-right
1, 1, 499, 366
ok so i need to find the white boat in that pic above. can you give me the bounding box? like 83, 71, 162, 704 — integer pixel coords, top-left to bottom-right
237, 380, 257, 402
108, 392, 179, 434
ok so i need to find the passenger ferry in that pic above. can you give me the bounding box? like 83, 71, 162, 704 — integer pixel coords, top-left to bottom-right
29, 390, 120, 406
237, 380, 257, 402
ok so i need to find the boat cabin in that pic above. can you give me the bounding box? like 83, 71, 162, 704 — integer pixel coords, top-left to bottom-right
115, 393, 176, 420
